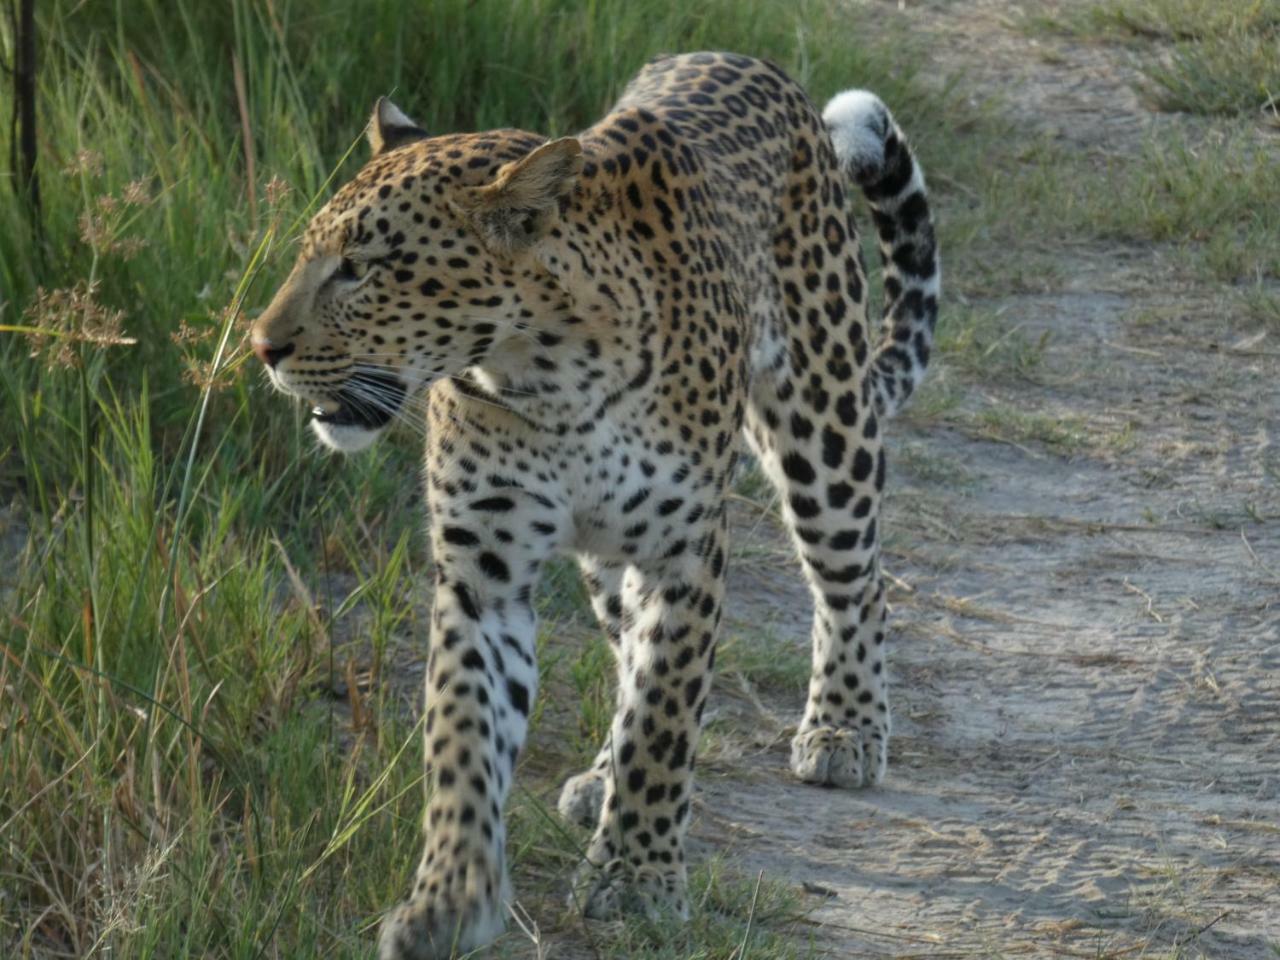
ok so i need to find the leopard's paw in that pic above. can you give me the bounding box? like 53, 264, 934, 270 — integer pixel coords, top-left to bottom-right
377, 859, 509, 960
790, 722, 887, 788
570, 858, 689, 922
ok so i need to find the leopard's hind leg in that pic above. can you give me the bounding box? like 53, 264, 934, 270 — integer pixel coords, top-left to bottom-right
556, 556, 625, 829
744, 381, 890, 789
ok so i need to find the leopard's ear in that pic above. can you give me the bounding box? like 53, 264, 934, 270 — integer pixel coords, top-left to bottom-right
456, 138, 583, 256
368, 97, 427, 155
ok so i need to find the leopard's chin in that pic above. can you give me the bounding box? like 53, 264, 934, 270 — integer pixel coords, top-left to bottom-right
310, 417, 383, 453
304, 369, 408, 454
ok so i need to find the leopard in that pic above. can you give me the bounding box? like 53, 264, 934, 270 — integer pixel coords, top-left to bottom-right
251, 51, 938, 960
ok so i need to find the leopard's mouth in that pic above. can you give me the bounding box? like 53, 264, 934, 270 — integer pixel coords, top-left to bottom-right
309, 369, 407, 431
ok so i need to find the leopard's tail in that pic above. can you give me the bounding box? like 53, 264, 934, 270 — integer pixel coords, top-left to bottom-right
823, 90, 939, 419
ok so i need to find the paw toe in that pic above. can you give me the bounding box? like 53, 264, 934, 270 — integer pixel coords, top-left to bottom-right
863, 728, 887, 786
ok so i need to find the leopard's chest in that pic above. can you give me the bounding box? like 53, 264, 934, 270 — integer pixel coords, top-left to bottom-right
556, 424, 726, 564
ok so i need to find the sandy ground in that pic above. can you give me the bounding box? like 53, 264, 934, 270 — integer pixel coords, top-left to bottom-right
681, 2, 1280, 958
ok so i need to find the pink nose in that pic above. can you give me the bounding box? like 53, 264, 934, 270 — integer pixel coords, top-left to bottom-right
252, 338, 295, 368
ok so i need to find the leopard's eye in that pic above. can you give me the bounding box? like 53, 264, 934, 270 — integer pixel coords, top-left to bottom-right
335, 257, 369, 282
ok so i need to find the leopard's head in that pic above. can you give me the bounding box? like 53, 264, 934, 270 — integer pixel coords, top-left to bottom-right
251, 99, 582, 452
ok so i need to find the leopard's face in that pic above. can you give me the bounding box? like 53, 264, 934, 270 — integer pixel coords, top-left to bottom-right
251, 101, 581, 452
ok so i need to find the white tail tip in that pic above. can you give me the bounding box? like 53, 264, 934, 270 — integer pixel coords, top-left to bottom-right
822, 89, 891, 174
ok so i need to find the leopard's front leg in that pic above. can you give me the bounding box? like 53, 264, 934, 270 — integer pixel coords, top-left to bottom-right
379, 485, 559, 960
571, 536, 725, 921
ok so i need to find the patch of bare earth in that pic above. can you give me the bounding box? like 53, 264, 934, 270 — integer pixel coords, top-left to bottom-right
688, 2, 1279, 958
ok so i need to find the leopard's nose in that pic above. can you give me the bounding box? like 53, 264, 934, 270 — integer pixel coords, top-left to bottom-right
252, 338, 295, 368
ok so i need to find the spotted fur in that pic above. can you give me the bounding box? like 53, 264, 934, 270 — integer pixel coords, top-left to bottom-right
252, 52, 938, 960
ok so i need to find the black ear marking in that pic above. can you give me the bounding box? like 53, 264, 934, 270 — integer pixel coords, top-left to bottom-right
368, 97, 428, 155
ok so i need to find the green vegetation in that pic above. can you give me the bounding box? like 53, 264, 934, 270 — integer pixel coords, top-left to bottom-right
949, 125, 1280, 286
717, 628, 810, 696
1063, 132, 1275, 283
1004, 0, 1280, 289
937, 304, 1048, 381
1095, 130, 1280, 281
1240, 287, 1280, 332
972, 406, 1090, 455
1028, 0, 1280, 116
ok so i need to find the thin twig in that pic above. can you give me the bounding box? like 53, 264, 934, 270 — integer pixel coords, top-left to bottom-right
883, 568, 916, 594
1172, 910, 1230, 946
1122, 578, 1165, 623
1240, 529, 1280, 583
731, 870, 765, 960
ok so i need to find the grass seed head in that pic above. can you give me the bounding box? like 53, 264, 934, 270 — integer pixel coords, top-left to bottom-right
22, 282, 135, 369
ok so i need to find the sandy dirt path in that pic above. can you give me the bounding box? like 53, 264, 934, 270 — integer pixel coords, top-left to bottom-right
688, 2, 1280, 957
